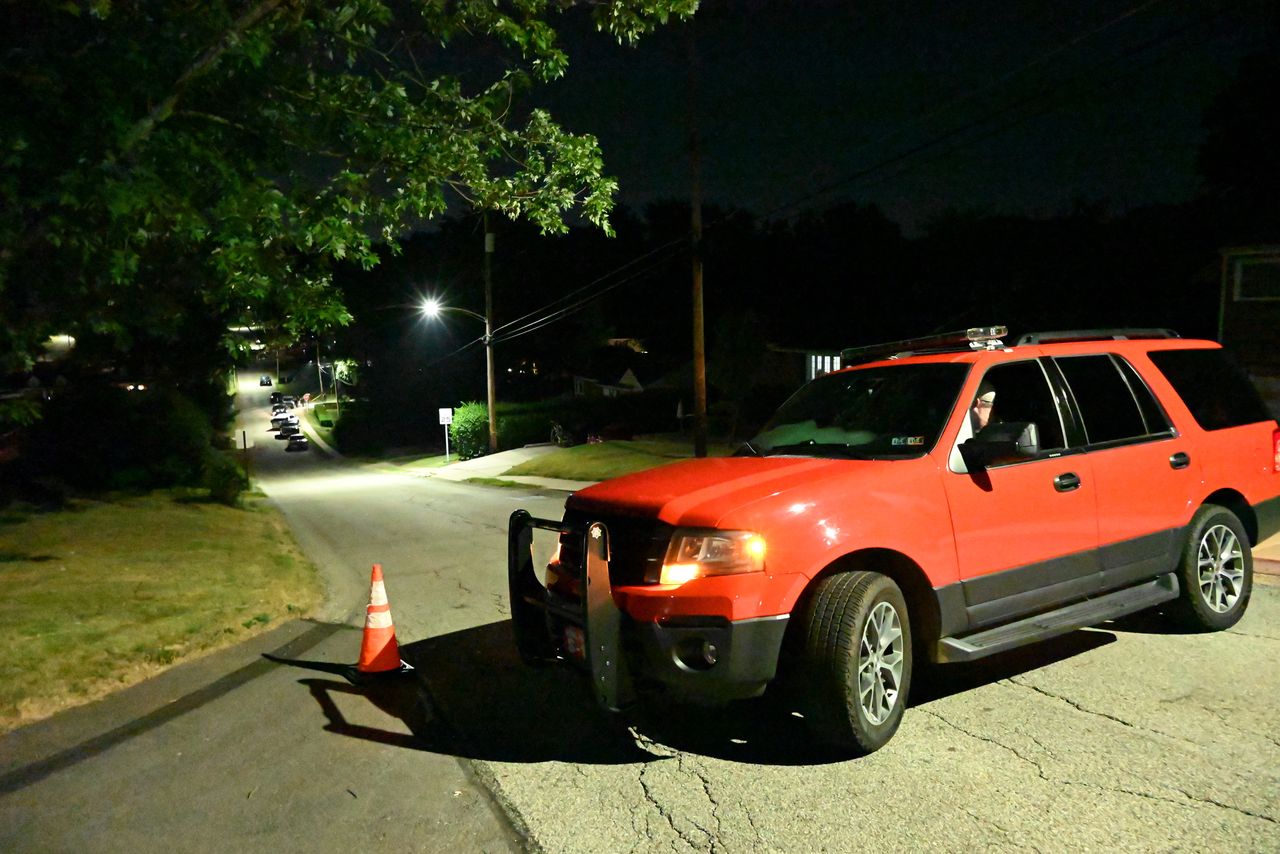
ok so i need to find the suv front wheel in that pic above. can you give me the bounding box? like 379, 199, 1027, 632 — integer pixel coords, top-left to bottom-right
797, 571, 912, 755
1171, 505, 1253, 631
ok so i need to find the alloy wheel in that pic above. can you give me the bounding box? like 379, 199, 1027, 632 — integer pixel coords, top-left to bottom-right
1197, 523, 1244, 614
858, 601, 904, 724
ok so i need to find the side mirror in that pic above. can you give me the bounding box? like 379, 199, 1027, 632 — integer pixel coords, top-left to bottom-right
959, 421, 1040, 471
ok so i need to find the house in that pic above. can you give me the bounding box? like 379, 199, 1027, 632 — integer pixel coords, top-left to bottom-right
1218, 245, 1280, 414
572, 340, 654, 398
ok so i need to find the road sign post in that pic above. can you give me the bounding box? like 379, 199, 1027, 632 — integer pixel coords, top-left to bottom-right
439, 408, 453, 461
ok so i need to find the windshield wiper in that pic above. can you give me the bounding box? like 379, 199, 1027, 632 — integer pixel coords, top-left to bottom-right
761, 442, 873, 459
734, 441, 762, 457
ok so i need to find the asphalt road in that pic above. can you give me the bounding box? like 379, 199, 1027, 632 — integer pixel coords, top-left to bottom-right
1, 373, 1277, 852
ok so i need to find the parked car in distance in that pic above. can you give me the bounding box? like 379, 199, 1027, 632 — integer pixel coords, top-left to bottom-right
282, 395, 297, 408
286, 434, 309, 451
269, 392, 284, 404
259, 375, 272, 386
277, 424, 300, 438
508, 326, 1280, 756
271, 404, 287, 415
271, 414, 298, 429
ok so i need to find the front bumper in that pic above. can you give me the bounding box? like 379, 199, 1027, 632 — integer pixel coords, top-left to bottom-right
508, 510, 788, 710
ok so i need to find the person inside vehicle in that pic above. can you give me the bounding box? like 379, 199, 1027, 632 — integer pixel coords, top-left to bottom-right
970, 381, 996, 432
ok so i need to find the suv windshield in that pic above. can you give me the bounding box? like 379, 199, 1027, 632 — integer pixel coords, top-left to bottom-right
747, 363, 969, 458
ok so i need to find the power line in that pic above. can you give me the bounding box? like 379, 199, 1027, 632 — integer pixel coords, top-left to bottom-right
492, 248, 682, 344
426, 0, 1229, 363
488, 236, 687, 338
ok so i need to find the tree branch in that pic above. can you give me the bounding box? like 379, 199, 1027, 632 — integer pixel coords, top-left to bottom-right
118, 0, 287, 156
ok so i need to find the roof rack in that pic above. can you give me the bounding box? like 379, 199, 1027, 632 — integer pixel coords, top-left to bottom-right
1016, 329, 1180, 345
841, 326, 1007, 364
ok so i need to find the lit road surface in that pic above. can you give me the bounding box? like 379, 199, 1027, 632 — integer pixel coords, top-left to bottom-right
242, 375, 1279, 853
1, 372, 1276, 852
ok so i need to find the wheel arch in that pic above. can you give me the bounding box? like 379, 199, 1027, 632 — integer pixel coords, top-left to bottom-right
783, 548, 941, 662
1201, 489, 1257, 544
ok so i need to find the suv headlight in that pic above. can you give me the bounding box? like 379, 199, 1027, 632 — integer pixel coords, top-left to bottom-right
659, 529, 766, 585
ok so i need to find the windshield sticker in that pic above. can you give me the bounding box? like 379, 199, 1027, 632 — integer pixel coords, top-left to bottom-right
891, 436, 925, 447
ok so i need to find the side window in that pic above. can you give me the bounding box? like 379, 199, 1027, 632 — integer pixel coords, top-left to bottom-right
1055, 355, 1155, 445
1115, 356, 1172, 435
1148, 349, 1273, 431
975, 360, 1066, 451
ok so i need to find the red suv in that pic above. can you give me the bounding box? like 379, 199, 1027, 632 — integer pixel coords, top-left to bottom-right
508, 328, 1280, 754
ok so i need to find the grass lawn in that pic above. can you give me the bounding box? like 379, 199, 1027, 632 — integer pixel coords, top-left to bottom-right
303, 399, 338, 446
502, 437, 736, 481
0, 492, 322, 733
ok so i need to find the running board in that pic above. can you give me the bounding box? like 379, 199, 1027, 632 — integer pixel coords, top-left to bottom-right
936, 573, 1180, 663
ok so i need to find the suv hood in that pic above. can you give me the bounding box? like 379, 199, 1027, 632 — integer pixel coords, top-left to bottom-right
567, 456, 867, 528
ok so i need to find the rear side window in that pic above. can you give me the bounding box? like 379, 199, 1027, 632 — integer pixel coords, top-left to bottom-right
1055, 354, 1169, 445
1148, 349, 1273, 431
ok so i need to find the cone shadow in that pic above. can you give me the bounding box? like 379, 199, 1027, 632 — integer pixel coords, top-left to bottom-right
265, 619, 1115, 766
263, 622, 659, 765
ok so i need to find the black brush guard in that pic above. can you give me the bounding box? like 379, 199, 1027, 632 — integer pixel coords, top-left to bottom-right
508, 509, 633, 711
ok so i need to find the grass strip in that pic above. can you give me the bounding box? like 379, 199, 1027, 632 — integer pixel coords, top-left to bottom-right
501, 438, 733, 481
302, 400, 338, 447
0, 492, 321, 733
463, 477, 527, 489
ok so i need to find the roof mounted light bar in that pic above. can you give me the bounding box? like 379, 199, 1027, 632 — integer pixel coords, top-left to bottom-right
841, 326, 1007, 364
1016, 329, 1180, 345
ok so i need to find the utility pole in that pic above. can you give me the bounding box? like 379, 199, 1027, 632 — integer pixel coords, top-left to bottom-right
315, 340, 325, 396
483, 212, 498, 454
687, 18, 708, 458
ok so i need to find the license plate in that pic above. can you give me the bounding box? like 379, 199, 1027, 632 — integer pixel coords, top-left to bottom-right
563, 625, 585, 661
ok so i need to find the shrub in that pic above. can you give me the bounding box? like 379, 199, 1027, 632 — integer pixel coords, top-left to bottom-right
330, 402, 387, 455
24, 385, 216, 491
202, 450, 248, 505
497, 411, 554, 449
449, 401, 490, 459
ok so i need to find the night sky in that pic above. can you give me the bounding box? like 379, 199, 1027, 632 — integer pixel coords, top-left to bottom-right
539, 0, 1276, 234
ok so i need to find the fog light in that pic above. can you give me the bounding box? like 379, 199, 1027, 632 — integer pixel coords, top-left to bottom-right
675, 637, 719, 671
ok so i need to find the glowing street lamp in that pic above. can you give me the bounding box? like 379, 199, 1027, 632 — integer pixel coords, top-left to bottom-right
420, 297, 497, 453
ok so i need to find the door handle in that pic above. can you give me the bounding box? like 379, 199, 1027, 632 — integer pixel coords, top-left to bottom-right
1169, 452, 1190, 470
1054, 472, 1081, 492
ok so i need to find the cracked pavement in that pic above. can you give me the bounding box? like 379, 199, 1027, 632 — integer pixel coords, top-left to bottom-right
473, 581, 1280, 854
262, 448, 1279, 853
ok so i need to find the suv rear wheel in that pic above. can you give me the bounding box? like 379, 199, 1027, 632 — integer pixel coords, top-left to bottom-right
1170, 505, 1253, 631
797, 571, 912, 754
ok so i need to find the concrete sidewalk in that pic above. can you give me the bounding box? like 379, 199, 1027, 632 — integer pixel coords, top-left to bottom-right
405, 445, 596, 493
1252, 531, 1280, 584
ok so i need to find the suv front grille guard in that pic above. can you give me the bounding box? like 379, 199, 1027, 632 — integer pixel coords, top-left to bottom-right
508, 510, 632, 711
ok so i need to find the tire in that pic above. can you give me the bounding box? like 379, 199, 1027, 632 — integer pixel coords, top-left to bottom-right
1170, 505, 1253, 631
796, 571, 912, 755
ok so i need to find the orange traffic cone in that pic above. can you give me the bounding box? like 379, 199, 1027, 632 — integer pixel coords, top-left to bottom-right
357, 564, 412, 676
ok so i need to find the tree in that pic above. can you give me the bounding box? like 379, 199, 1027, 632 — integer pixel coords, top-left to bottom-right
0, 0, 697, 381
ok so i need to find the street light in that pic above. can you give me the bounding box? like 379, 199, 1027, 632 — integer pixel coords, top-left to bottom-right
420, 297, 497, 453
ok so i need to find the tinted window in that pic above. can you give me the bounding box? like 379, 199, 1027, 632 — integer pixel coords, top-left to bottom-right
1055, 355, 1150, 444
750, 363, 968, 458
1115, 356, 1171, 434
976, 360, 1066, 450
1148, 349, 1273, 431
